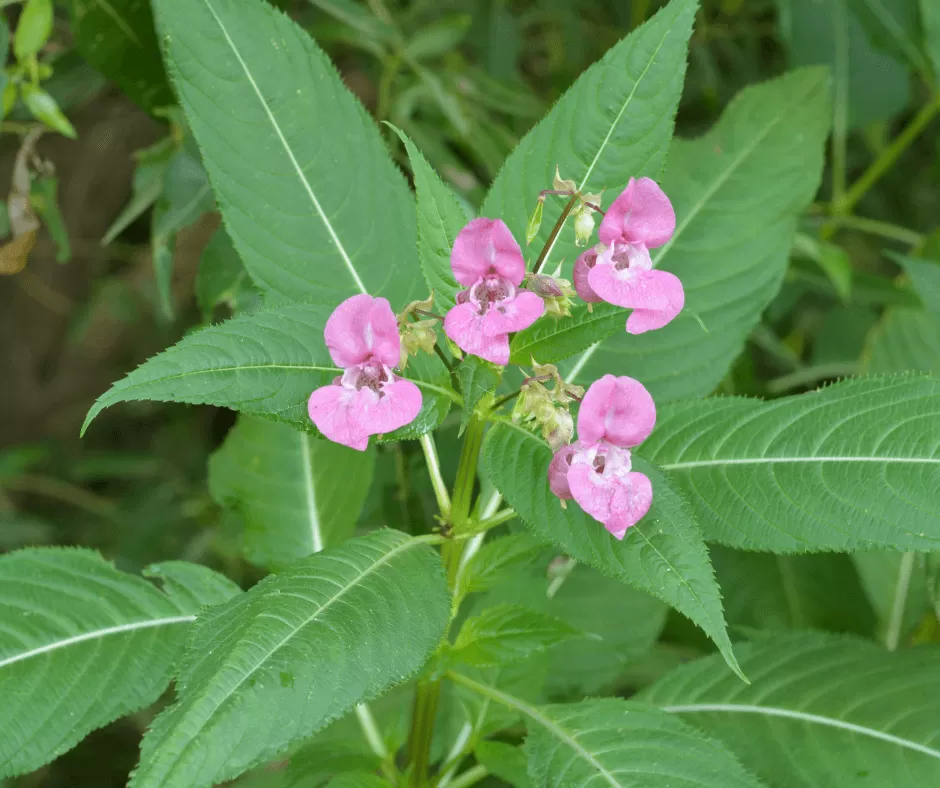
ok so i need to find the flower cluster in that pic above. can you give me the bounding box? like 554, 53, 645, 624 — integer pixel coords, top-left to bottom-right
548, 375, 656, 539
306, 173, 682, 537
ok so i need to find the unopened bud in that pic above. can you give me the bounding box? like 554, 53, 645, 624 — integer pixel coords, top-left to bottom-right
574, 207, 595, 247
526, 274, 575, 320
543, 407, 574, 451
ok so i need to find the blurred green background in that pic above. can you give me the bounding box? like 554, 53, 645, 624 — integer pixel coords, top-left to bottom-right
1, 0, 938, 784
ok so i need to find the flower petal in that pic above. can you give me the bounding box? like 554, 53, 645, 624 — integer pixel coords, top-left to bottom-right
451, 218, 526, 287
598, 177, 675, 248
480, 291, 545, 336
444, 301, 511, 365
354, 377, 423, 436
573, 249, 602, 303
567, 463, 613, 524
324, 294, 402, 368
307, 384, 370, 451
578, 374, 656, 447
587, 252, 676, 312
625, 270, 685, 334
548, 443, 577, 500
604, 472, 653, 539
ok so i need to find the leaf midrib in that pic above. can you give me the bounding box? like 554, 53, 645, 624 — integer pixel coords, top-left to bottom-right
199, 0, 367, 295
0, 616, 196, 671
663, 703, 940, 760
661, 456, 940, 470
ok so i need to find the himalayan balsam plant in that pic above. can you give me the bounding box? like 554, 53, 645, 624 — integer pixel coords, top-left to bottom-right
3, 0, 940, 787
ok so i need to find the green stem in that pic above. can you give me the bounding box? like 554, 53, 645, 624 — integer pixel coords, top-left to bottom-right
408, 679, 442, 787
448, 765, 489, 788
765, 362, 857, 395
532, 195, 580, 275
834, 93, 940, 216
420, 433, 451, 517
830, 0, 850, 206
818, 214, 924, 246
451, 417, 484, 530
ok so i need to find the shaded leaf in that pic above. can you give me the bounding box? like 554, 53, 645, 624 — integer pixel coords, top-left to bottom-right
456, 357, 500, 435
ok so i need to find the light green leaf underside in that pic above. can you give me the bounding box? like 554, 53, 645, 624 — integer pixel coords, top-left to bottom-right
481, 0, 696, 253
642, 632, 940, 788
641, 374, 940, 552
483, 420, 742, 679
153, 0, 419, 305
865, 309, 940, 374
395, 127, 470, 313
209, 415, 375, 570
449, 675, 763, 788
82, 302, 457, 435
569, 67, 831, 400
132, 529, 449, 788
0, 549, 239, 778
852, 550, 930, 648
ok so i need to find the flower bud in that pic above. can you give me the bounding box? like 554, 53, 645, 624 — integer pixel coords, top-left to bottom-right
573, 207, 595, 247
525, 274, 576, 320
542, 406, 574, 451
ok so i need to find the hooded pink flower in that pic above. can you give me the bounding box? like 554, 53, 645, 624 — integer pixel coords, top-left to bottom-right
573, 177, 684, 334
308, 294, 422, 451
546, 374, 655, 539
444, 218, 545, 365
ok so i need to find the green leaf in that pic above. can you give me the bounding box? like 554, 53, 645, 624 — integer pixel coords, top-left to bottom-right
893, 253, 940, 313
483, 421, 743, 680
21, 84, 77, 138
641, 375, 940, 552
847, 0, 929, 74
0, 548, 239, 778
456, 356, 500, 435
866, 309, 940, 374
475, 741, 530, 788
326, 774, 391, 788
482, 0, 696, 255
777, 0, 910, 127
792, 233, 852, 304
131, 529, 449, 788
852, 551, 931, 649
153, 0, 420, 306
641, 632, 940, 788
449, 675, 764, 788
923, 0, 940, 77
103, 137, 176, 245
713, 546, 875, 634
30, 175, 70, 263
69, 0, 174, 111
209, 415, 375, 570
152, 146, 215, 239
568, 68, 831, 400
457, 532, 543, 598
14, 0, 52, 61
196, 227, 259, 318
405, 15, 471, 60
452, 604, 582, 667
81, 302, 458, 436
394, 126, 469, 312
509, 303, 624, 367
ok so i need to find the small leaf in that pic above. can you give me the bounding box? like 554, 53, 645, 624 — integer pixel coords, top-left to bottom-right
103, 136, 175, 245
483, 421, 743, 680
29, 175, 70, 263
209, 415, 376, 570
0, 548, 239, 778
923, 0, 940, 77
458, 532, 543, 598
394, 125, 469, 312
641, 374, 940, 552
405, 15, 471, 60
14, 0, 52, 61
509, 302, 623, 366
792, 233, 852, 303
456, 356, 500, 435
642, 632, 940, 788
68, 0, 174, 111
475, 741, 530, 788
21, 84, 76, 138
131, 529, 450, 788
196, 226, 258, 318
452, 604, 582, 667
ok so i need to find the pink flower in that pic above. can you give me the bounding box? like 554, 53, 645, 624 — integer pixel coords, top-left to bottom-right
546, 374, 656, 539
573, 178, 684, 334
308, 294, 422, 451
444, 218, 545, 365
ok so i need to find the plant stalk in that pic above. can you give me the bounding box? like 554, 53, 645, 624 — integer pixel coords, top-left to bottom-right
531, 195, 580, 275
